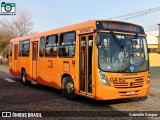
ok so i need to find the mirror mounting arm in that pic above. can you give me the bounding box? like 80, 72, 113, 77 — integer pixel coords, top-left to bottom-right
95, 30, 101, 47
94, 29, 100, 33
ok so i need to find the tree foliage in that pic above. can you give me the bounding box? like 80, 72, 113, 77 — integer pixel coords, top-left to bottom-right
0, 11, 34, 57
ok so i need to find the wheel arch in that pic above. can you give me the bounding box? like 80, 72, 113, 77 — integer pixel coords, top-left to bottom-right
61, 73, 73, 89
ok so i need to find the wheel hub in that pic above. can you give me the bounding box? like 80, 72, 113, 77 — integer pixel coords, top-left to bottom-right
22, 75, 26, 82
66, 82, 74, 94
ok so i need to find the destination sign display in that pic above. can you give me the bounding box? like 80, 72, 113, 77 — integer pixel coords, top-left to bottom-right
96, 21, 145, 34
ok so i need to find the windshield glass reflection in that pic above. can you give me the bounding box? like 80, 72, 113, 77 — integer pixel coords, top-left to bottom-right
98, 33, 148, 72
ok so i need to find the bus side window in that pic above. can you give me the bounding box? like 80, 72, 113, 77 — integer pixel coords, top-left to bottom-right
39, 37, 45, 57
59, 31, 76, 57
22, 40, 30, 57
19, 41, 22, 57
45, 35, 58, 57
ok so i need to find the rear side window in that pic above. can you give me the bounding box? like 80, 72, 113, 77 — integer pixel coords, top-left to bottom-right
22, 40, 30, 57
45, 35, 58, 57
39, 37, 45, 57
59, 32, 76, 57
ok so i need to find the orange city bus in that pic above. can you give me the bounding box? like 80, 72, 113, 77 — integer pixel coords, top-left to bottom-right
9, 20, 150, 100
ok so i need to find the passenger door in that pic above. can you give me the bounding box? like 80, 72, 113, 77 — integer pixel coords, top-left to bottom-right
32, 41, 38, 81
79, 35, 93, 95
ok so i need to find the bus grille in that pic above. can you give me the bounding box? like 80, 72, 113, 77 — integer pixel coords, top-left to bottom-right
113, 77, 144, 88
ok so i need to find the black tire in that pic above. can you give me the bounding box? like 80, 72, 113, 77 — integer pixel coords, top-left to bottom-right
21, 70, 30, 85
62, 77, 76, 100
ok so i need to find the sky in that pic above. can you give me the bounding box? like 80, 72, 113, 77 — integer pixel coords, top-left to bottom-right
1, 0, 160, 33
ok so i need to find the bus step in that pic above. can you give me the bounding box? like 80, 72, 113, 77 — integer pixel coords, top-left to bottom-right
31, 80, 38, 85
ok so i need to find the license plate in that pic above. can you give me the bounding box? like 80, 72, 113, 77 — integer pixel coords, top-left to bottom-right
127, 91, 135, 95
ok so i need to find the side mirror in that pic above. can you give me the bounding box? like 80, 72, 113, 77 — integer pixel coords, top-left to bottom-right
96, 33, 101, 46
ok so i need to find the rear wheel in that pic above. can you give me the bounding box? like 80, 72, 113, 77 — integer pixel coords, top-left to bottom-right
62, 77, 76, 100
21, 70, 30, 85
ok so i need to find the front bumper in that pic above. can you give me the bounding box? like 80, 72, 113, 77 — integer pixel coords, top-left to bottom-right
95, 82, 150, 100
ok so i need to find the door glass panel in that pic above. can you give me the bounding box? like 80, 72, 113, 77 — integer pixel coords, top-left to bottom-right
88, 35, 93, 93
32, 42, 38, 80
33, 43, 38, 60
80, 36, 86, 91
80, 35, 93, 94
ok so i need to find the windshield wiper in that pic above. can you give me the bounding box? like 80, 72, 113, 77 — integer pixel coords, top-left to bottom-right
110, 31, 123, 48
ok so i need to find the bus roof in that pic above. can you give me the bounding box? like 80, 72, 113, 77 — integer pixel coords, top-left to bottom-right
10, 19, 143, 43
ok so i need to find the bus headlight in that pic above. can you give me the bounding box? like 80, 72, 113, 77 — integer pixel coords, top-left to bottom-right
146, 71, 150, 84
98, 70, 110, 86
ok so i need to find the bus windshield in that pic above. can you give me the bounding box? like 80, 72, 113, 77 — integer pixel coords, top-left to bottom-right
98, 33, 149, 72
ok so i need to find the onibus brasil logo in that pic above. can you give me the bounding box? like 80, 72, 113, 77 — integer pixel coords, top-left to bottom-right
1, 2, 16, 15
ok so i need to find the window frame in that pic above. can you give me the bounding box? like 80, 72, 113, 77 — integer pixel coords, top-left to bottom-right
58, 31, 76, 58
45, 34, 58, 58
22, 39, 30, 57
19, 41, 23, 57
39, 36, 45, 57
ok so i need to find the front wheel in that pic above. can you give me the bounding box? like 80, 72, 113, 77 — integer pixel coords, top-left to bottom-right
62, 77, 76, 100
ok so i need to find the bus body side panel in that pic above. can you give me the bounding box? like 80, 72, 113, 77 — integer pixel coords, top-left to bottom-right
21, 57, 32, 80
37, 57, 61, 89
37, 57, 77, 90
37, 57, 46, 85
